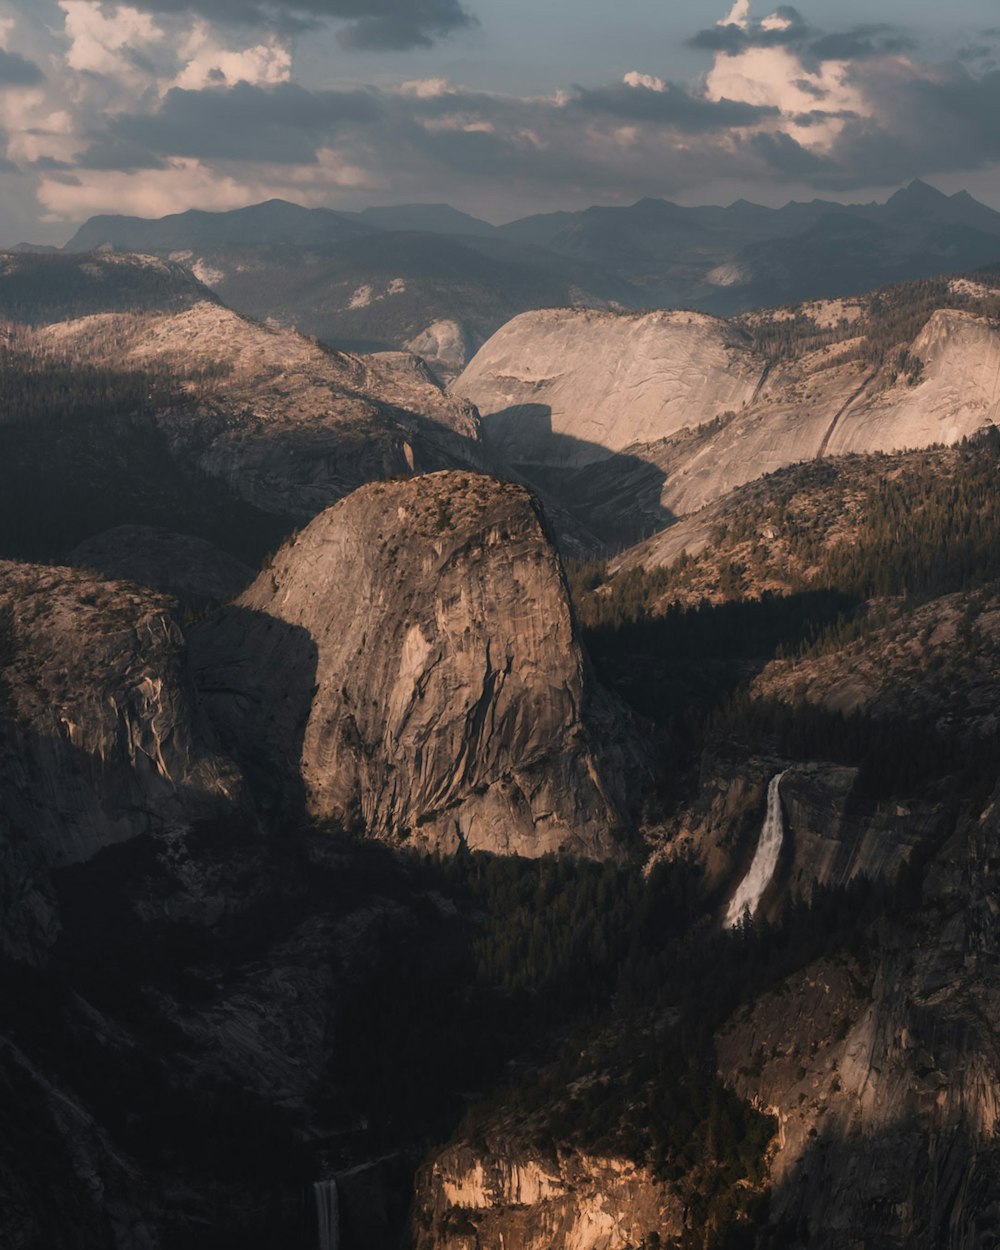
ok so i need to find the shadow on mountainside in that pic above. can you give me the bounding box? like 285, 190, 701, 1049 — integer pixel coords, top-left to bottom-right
188, 606, 319, 820
479, 404, 677, 549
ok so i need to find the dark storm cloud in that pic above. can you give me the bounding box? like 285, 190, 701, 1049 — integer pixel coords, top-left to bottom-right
688, 8, 809, 54
688, 12, 914, 66
806, 26, 916, 63
0, 48, 44, 86
573, 82, 778, 131
73, 0, 475, 47
751, 130, 833, 176
744, 65, 1000, 192
76, 138, 172, 172
110, 81, 383, 163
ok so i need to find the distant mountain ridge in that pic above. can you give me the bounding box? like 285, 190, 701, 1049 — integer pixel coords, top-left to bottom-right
56, 182, 1000, 371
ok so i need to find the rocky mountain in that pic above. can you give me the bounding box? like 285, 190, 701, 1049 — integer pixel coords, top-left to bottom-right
192, 471, 641, 857
498, 180, 1000, 312
0, 251, 484, 570
456, 275, 1000, 544
8, 215, 1000, 1250
0, 561, 240, 961
152, 231, 635, 377
0, 250, 213, 323
0, 470, 650, 1249
62, 205, 637, 376
60, 182, 1000, 374
64, 199, 376, 253
457, 307, 763, 469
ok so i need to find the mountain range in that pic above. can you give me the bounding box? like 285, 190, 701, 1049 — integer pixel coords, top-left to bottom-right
50, 180, 1000, 374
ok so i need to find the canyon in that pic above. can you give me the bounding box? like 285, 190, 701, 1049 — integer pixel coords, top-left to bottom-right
2, 243, 1000, 1248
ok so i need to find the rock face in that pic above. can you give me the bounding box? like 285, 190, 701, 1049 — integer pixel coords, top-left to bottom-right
2, 256, 485, 552
26, 298, 482, 522
718, 788, 1000, 1248
405, 319, 473, 376
455, 308, 763, 469
192, 472, 638, 857
455, 304, 1000, 536
413, 1143, 683, 1250
0, 561, 239, 958
663, 757, 934, 921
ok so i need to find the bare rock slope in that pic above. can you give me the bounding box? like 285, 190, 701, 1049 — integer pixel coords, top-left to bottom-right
28, 297, 481, 521
456, 308, 763, 469
455, 299, 1000, 533
193, 471, 638, 857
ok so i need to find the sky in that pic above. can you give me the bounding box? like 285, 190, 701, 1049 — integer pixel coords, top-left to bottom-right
2, 0, 1000, 244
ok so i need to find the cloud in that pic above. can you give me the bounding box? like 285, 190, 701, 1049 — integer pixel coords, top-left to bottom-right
806, 25, 916, 64
574, 80, 778, 131
691, 7, 809, 53
110, 81, 382, 163
4, 0, 1000, 234
0, 48, 44, 87
65, 0, 476, 47
719, 1, 751, 31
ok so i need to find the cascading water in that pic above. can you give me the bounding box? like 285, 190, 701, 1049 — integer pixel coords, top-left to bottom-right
725, 771, 787, 929
314, 1179, 340, 1250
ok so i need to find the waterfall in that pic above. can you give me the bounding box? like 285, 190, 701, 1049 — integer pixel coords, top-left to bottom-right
314, 1179, 339, 1250
725, 771, 787, 929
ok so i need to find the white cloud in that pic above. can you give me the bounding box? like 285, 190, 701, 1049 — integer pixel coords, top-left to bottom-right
718, 1, 751, 30
760, 12, 793, 32
60, 1, 163, 81
623, 71, 665, 92
36, 158, 252, 219
398, 77, 452, 98
706, 33, 869, 150
172, 22, 292, 91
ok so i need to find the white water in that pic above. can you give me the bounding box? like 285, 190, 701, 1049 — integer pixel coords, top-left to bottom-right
314, 1179, 339, 1250
725, 771, 787, 929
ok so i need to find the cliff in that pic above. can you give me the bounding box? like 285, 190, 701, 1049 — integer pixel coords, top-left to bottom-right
413, 1142, 683, 1250
0, 561, 240, 958
717, 785, 1000, 1247
192, 471, 642, 857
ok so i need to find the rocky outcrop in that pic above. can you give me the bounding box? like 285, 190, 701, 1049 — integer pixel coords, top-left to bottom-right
413, 1142, 683, 1250
13, 288, 483, 528
192, 472, 640, 857
405, 320, 473, 377
67, 525, 254, 610
455, 308, 763, 470
0, 561, 239, 957
660, 756, 936, 922
456, 305, 1000, 532
718, 785, 1000, 1248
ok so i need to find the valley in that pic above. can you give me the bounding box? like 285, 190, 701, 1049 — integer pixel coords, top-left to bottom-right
3, 220, 1000, 1250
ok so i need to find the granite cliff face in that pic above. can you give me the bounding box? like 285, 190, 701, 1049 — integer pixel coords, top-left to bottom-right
717, 786, 1000, 1248
0, 561, 239, 958
413, 1142, 683, 1250
193, 471, 639, 857
455, 296, 1000, 538
456, 308, 763, 470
